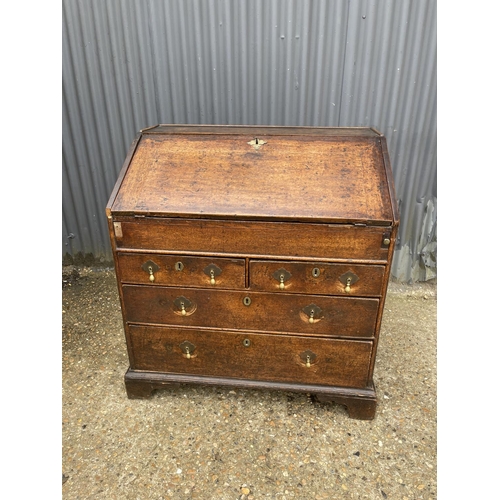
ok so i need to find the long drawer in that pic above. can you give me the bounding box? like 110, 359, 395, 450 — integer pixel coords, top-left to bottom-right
128, 325, 373, 388
122, 285, 379, 338
113, 217, 390, 261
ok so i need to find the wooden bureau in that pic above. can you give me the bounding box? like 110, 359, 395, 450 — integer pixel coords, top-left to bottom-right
106, 125, 399, 419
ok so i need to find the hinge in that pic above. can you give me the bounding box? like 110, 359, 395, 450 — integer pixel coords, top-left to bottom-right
353, 222, 367, 227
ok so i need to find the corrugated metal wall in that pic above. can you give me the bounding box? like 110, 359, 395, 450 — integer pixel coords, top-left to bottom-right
62, 0, 436, 282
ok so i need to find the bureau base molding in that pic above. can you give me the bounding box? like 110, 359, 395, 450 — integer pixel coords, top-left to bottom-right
124, 368, 377, 420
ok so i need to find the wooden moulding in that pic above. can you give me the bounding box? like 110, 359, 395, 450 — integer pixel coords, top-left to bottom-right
124, 369, 377, 420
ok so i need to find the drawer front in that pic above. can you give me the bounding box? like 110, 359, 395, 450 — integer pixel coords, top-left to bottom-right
122, 285, 379, 338
128, 325, 373, 388
249, 260, 385, 296
117, 253, 245, 289
114, 217, 390, 261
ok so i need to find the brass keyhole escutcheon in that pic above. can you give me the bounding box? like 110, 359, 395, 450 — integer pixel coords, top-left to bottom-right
345, 277, 352, 293
247, 137, 266, 150
210, 270, 215, 285
175, 261, 184, 271
243, 296, 252, 306
148, 266, 155, 282
306, 355, 311, 368
312, 267, 321, 278
243, 339, 251, 347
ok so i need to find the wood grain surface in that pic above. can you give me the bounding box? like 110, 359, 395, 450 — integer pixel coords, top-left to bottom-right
128, 325, 373, 388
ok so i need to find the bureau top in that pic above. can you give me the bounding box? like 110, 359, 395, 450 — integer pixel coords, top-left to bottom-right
107, 125, 398, 225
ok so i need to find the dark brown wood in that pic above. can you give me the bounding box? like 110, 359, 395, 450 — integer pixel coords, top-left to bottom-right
122, 285, 379, 338
114, 218, 390, 261
128, 325, 372, 387
249, 260, 385, 296
107, 125, 399, 420
116, 252, 245, 289
313, 393, 377, 420
147, 124, 382, 137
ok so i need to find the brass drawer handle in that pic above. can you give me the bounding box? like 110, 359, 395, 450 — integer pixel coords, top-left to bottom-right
180, 341, 196, 359
141, 260, 159, 283
173, 296, 196, 316
300, 350, 317, 367
301, 304, 323, 324
272, 268, 291, 290
339, 271, 359, 294
204, 263, 222, 286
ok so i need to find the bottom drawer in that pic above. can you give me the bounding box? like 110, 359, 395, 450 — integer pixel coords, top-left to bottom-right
128, 325, 373, 388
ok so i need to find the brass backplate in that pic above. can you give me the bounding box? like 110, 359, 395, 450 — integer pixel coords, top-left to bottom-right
301, 303, 323, 318
300, 350, 317, 365
203, 263, 222, 277
272, 267, 292, 282
179, 340, 196, 356
141, 260, 160, 273
339, 271, 359, 286
174, 296, 194, 312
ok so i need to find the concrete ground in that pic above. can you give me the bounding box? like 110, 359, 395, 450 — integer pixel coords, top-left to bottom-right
62, 266, 436, 500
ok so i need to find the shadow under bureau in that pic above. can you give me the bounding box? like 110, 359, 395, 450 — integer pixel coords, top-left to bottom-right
106, 125, 399, 420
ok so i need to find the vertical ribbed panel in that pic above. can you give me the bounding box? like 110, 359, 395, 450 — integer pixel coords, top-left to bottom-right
62, 0, 436, 282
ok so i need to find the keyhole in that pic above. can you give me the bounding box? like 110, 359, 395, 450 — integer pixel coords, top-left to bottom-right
175, 262, 184, 271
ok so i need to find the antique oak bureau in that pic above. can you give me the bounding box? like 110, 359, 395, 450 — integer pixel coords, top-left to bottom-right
106, 125, 399, 420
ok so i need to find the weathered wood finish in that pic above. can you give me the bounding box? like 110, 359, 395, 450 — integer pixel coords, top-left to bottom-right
249, 260, 385, 296
122, 285, 379, 338
128, 325, 373, 387
117, 253, 245, 289
112, 132, 393, 223
114, 218, 390, 262
107, 125, 399, 420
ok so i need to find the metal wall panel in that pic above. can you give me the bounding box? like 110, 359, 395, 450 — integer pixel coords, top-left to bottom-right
62, 0, 437, 282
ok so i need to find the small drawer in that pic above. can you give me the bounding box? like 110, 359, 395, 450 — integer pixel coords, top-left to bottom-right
122, 285, 379, 338
128, 325, 373, 388
250, 260, 385, 296
117, 253, 245, 289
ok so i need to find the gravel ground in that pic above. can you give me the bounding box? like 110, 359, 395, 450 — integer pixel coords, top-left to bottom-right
62, 266, 437, 500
